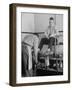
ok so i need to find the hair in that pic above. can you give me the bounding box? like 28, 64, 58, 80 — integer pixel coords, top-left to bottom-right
49, 17, 54, 20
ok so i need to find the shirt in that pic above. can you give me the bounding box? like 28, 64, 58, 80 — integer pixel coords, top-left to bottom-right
45, 26, 58, 38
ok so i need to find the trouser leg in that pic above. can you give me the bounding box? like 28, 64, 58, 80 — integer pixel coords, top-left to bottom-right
45, 56, 49, 67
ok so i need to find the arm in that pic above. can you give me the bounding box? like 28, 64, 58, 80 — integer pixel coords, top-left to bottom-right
44, 27, 51, 39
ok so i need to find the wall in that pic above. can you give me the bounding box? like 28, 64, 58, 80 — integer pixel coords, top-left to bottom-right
56, 14, 63, 31
21, 13, 63, 33
0, 0, 72, 90
21, 13, 35, 41
35, 14, 63, 32
22, 13, 35, 32
21, 13, 63, 43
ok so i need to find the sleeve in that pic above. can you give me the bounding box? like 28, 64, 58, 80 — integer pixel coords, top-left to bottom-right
44, 27, 51, 38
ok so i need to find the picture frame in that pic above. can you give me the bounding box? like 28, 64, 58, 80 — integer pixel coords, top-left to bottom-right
9, 3, 70, 86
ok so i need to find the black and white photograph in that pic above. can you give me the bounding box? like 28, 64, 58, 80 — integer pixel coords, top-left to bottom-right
9, 4, 70, 86
21, 13, 63, 77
